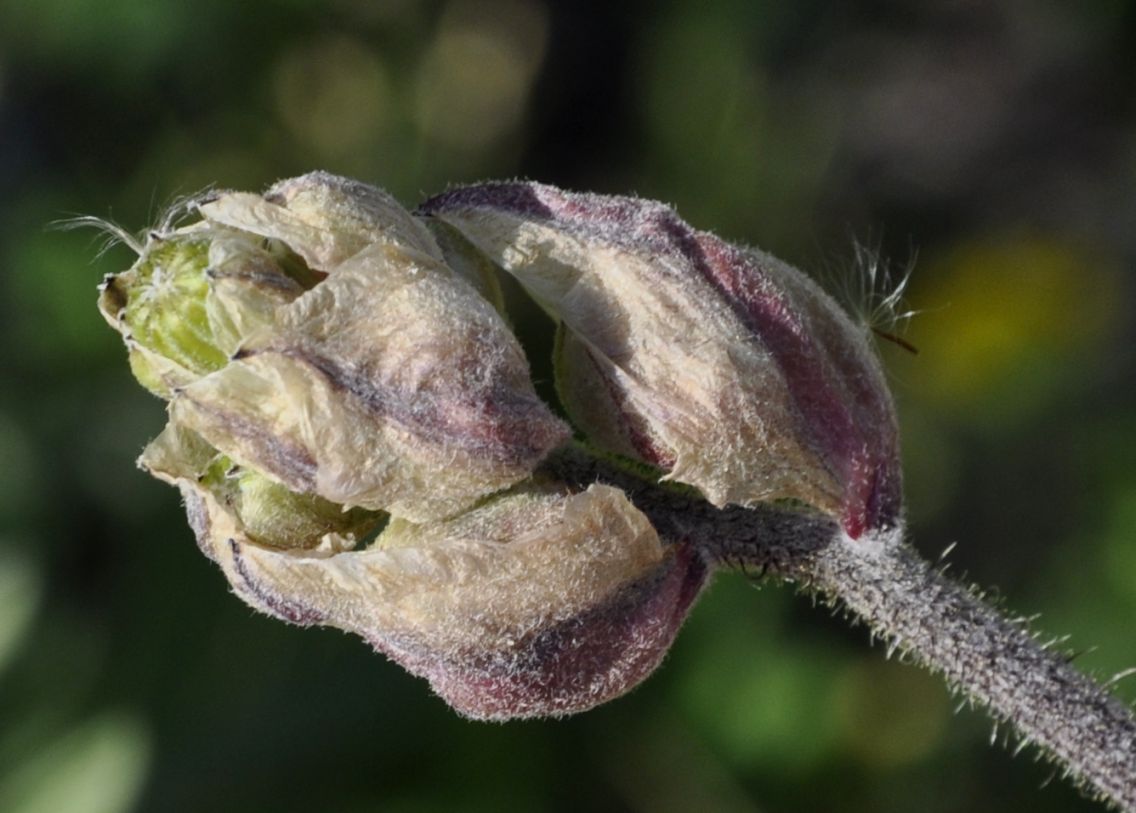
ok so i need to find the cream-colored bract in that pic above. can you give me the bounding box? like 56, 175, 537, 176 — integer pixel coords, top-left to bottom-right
199, 172, 443, 271
227, 483, 665, 654
429, 205, 847, 514
141, 418, 691, 719
172, 240, 566, 522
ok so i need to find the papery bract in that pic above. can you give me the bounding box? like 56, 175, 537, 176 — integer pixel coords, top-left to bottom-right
142, 422, 706, 720
420, 183, 902, 537
170, 237, 567, 521
198, 171, 443, 271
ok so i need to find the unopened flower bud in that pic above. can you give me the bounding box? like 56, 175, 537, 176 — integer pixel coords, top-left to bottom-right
101, 173, 569, 522
420, 183, 902, 537
150, 422, 705, 718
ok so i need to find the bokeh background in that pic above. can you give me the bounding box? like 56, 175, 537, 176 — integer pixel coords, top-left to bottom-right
2, 1, 1135, 811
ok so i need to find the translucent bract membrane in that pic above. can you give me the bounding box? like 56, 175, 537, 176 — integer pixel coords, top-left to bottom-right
146, 419, 705, 719
421, 182, 902, 537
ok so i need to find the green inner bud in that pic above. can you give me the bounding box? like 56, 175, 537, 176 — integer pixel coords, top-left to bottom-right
140, 420, 384, 551
263, 237, 327, 290
100, 227, 321, 398
199, 454, 385, 550
117, 237, 228, 378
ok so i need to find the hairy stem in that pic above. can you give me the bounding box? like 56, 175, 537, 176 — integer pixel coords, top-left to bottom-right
788, 533, 1135, 811
544, 446, 1136, 811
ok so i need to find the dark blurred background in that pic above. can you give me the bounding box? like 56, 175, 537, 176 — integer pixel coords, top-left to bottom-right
1, 1, 1135, 811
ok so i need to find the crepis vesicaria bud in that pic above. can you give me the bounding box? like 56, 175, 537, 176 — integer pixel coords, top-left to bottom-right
99, 171, 569, 522
420, 183, 902, 538
97, 171, 902, 720
98, 172, 709, 718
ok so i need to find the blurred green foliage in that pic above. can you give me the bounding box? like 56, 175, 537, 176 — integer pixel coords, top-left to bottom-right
1, 1, 1134, 811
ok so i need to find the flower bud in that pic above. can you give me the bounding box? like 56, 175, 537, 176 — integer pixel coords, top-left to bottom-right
100, 174, 568, 522
420, 183, 902, 537
150, 422, 706, 720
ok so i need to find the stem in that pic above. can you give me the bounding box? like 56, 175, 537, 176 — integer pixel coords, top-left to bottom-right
544, 447, 1136, 811
802, 533, 1135, 811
